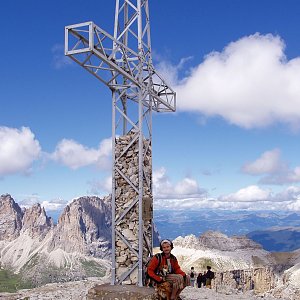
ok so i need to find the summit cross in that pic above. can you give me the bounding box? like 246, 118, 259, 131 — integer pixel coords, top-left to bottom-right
65, 0, 176, 286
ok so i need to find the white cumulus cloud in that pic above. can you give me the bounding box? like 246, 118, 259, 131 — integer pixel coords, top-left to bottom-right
0, 127, 41, 176
167, 33, 300, 129
153, 184, 300, 211
153, 167, 206, 201
211, 185, 300, 210
220, 185, 271, 202
51, 137, 112, 170
19, 194, 66, 212
155, 56, 193, 87
261, 165, 300, 185
287, 166, 300, 182
51, 44, 73, 69
39, 200, 66, 211
88, 175, 112, 196
242, 149, 285, 175
174, 177, 201, 195
241, 148, 300, 185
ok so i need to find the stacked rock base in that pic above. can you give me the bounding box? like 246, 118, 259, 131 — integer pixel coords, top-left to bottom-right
114, 131, 153, 284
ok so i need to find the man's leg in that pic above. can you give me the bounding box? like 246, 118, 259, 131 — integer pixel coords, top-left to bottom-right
190, 279, 194, 287
206, 278, 212, 289
166, 274, 189, 300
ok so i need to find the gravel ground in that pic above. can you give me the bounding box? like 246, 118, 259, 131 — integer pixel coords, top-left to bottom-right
0, 280, 295, 300
181, 286, 277, 300
0, 278, 107, 300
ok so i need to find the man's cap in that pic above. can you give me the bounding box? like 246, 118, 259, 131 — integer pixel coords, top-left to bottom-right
160, 239, 172, 246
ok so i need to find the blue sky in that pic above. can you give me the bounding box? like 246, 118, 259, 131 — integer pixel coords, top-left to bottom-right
1, 0, 300, 213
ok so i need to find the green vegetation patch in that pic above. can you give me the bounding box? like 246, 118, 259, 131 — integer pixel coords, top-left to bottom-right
195, 258, 216, 271
0, 269, 32, 293
80, 259, 106, 277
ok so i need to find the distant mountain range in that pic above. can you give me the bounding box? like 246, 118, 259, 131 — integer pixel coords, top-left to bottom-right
0, 193, 160, 288
247, 227, 300, 252
2, 194, 300, 298
154, 209, 300, 252
46, 206, 300, 252
0, 194, 112, 287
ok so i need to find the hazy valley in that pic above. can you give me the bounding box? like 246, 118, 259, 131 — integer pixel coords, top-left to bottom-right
155, 209, 300, 252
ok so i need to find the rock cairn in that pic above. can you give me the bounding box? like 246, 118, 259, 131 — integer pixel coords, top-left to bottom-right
114, 131, 153, 284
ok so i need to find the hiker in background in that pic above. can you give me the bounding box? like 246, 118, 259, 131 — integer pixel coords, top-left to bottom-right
202, 271, 207, 287
250, 277, 255, 290
147, 239, 190, 300
196, 272, 203, 288
205, 266, 214, 289
189, 266, 196, 287
234, 270, 241, 289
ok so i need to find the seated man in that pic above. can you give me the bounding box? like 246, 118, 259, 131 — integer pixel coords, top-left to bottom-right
147, 239, 190, 300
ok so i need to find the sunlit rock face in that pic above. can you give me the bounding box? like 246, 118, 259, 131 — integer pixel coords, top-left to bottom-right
0, 194, 23, 241
47, 196, 112, 257
0, 194, 112, 285
22, 203, 53, 240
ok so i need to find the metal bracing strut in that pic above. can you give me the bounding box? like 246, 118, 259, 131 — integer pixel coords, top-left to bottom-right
65, 0, 175, 286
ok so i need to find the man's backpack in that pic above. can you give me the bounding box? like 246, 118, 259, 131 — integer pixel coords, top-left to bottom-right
144, 253, 162, 286
209, 271, 214, 279
190, 271, 195, 278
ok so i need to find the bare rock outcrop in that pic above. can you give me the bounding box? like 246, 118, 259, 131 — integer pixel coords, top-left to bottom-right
22, 203, 53, 240
174, 231, 263, 252
0, 194, 112, 285
47, 196, 112, 258
198, 230, 263, 251
213, 267, 276, 294
87, 284, 156, 300
0, 194, 23, 241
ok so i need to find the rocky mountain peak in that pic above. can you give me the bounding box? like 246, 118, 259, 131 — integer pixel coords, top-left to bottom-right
198, 230, 262, 251
22, 203, 53, 239
48, 196, 111, 257
0, 194, 23, 241
172, 234, 200, 249
0, 194, 112, 284
173, 231, 262, 251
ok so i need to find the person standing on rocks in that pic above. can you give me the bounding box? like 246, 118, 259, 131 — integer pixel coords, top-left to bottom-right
147, 239, 190, 300
202, 271, 207, 287
205, 266, 214, 289
197, 272, 204, 288
189, 266, 197, 287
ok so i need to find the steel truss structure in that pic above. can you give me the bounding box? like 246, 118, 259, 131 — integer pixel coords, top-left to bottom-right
65, 0, 175, 286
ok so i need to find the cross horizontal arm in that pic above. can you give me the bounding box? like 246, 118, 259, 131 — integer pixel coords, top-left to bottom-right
65, 21, 176, 112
